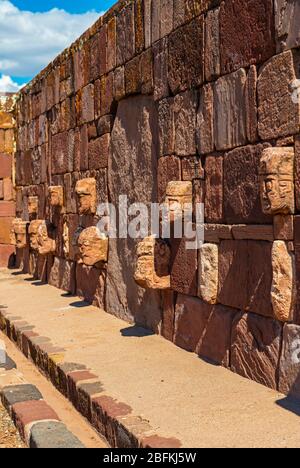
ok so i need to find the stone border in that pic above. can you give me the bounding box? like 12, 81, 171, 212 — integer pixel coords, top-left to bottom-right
0, 308, 182, 448
0, 367, 85, 448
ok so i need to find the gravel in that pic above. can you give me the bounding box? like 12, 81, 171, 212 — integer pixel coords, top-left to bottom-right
0, 403, 25, 449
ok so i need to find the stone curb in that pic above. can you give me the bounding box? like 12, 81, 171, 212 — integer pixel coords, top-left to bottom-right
0, 309, 182, 448
0, 341, 85, 448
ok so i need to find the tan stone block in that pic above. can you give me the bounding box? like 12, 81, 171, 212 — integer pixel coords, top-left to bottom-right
271, 240, 295, 322
198, 243, 218, 304
75, 178, 96, 215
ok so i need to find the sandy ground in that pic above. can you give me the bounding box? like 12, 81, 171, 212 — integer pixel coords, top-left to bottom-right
0, 403, 25, 449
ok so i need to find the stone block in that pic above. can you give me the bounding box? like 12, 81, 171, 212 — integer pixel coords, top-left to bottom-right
157, 155, 181, 203
174, 90, 197, 156
279, 323, 300, 398
29, 421, 85, 449
48, 257, 76, 294
196, 83, 214, 155
205, 154, 223, 223
198, 243, 218, 305
275, 0, 300, 52
205, 7, 220, 81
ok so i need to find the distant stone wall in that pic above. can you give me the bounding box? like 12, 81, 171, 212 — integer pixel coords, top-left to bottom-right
0, 93, 15, 267
13, 0, 300, 398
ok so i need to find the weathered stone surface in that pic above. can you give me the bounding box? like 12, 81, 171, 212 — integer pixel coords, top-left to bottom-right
205, 7, 220, 81
168, 16, 204, 94
214, 69, 247, 151
245, 65, 258, 143
157, 156, 181, 203
174, 91, 197, 156
204, 224, 232, 243
232, 225, 274, 241
273, 215, 294, 241
198, 243, 218, 305
1, 384, 42, 408
279, 324, 300, 398
257, 51, 300, 140
174, 294, 237, 366
51, 132, 73, 174
181, 157, 204, 181
205, 154, 223, 223
75, 178, 96, 215
106, 95, 162, 329
30, 421, 85, 449
259, 147, 295, 216
48, 257, 75, 294
196, 84, 214, 155
271, 241, 295, 322
116, 4, 135, 66
218, 240, 274, 317
224, 144, 271, 224
220, 0, 275, 74
153, 38, 169, 101
231, 313, 282, 390
158, 98, 175, 157
275, 0, 300, 52
170, 232, 198, 297
295, 136, 300, 211
161, 290, 175, 342
88, 134, 110, 170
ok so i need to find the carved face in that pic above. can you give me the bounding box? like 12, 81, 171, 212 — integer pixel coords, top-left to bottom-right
37, 222, 56, 256
62, 222, 69, 257
28, 196, 38, 216
28, 220, 44, 250
12, 219, 28, 249
259, 148, 295, 215
49, 186, 64, 207
75, 179, 96, 215
78, 226, 108, 266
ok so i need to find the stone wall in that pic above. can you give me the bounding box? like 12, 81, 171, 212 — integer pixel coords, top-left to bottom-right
0, 93, 15, 267
13, 0, 300, 398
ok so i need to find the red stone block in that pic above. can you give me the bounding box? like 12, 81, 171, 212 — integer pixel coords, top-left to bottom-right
48, 257, 76, 294
220, 0, 275, 74
161, 290, 175, 343
170, 229, 198, 297
88, 134, 110, 170
205, 154, 223, 223
0, 217, 13, 244
0, 201, 15, 217
116, 3, 135, 66
12, 400, 59, 439
76, 263, 106, 309
0, 153, 12, 178
157, 155, 181, 203
51, 132, 73, 175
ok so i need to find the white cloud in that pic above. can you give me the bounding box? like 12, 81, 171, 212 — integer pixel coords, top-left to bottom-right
0, 0, 101, 78
0, 73, 24, 91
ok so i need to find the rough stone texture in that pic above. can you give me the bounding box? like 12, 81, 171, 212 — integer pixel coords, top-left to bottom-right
196, 84, 214, 155
274, 215, 294, 241
279, 324, 300, 398
174, 294, 237, 367
257, 51, 300, 140
214, 69, 247, 151
245, 65, 258, 143
231, 313, 282, 390
153, 38, 168, 101
205, 154, 223, 223
232, 225, 274, 242
220, 0, 275, 74
295, 136, 300, 211
30, 421, 85, 449
48, 257, 76, 294
158, 98, 175, 157
218, 240, 273, 318
271, 241, 295, 322
275, 0, 300, 52
157, 156, 181, 203
224, 144, 271, 224
174, 91, 197, 157
106, 96, 162, 330
168, 16, 204, 94
116, 4, 135, 66
205, 7, 220, 82
170, 228, 198, 297
161, 290, 175, 343
76, 264, 106, 309
198, 243, 218, 305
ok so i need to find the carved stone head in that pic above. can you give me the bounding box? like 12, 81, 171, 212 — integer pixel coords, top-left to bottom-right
28, 196, 39, 216
134, 236, 170, 290
12, 218, 29, 249
28, 220, 44, 251
75, 178, 96, 215
37, 221, 56, 256
259, 147, 295, 215
49, 186, 64, 208
78, 226, 108, 266
165, 181, 193, 220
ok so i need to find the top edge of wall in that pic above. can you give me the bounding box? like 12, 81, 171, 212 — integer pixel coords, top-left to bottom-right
17, 0, 133, 98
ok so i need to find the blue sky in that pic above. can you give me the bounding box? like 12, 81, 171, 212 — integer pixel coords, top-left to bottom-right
0, 0, 115, 91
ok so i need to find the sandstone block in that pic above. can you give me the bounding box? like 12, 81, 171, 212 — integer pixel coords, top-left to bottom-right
116, 4, 135, 66
273, 215, 294, 241
205, 7, 220, 81
257, 51, 300, 140
48, 257, 75, 294
220, 0, 275, 74
196, 84, 214, 155
275, 0, 300, 52
231, 313, 282, 390
198, 243, 218, 305
279, 323, 300, 398
205, 154, 223, 223
174, 90, 197, 156
157, 156, 181, 203
214, 69, 247, 151
158, 98, 175, 157
153, 38, 169, 101
271, 241, 295, 322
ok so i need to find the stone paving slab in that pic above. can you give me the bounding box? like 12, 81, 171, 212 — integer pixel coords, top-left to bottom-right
1, 269, 300, 448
